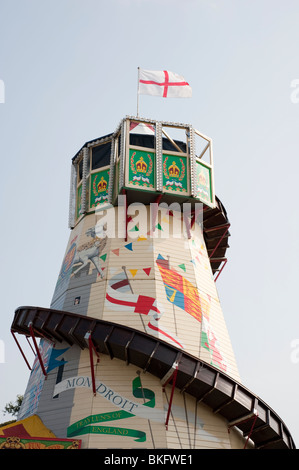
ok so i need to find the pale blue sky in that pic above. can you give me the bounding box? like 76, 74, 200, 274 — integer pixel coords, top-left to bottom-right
1, 0, 299, 446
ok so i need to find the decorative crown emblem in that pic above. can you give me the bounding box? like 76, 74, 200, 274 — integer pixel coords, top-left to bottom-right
168, 161, 180, 177
97, 176, 107, 192
136, 156, 148, 173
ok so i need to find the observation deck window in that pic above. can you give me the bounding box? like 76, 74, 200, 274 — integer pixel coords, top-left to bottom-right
129, 132, 155, 150
91, 141, 112, 170
78, 158, 83, 182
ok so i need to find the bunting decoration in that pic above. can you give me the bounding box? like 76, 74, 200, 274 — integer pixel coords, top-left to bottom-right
129, 269, 138, 278
109, 266, 152, 280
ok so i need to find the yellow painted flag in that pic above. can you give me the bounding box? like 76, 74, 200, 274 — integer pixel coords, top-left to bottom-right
156, 255, 202, 323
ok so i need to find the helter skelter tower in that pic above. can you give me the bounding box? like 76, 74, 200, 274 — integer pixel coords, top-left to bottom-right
10, 116, 295, 449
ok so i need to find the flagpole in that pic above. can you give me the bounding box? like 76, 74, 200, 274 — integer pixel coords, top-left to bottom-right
122, 266, 134, 294
137, 67, 140, 117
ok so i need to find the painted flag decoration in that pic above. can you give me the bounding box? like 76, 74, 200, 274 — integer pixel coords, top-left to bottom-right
156, 254, 228, 372
201, 317, 227, 372
106, 268, 184, 349
109, 270, 131, 292
106, 285, 184, 348
138, 69, 192, 98
156, 254, 202, 322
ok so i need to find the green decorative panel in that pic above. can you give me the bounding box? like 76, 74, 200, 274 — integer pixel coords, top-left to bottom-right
195, 161, 212, 204
90, 168, 110, 209
76, 183, 82, 219
86, 176, 90, 209
162, 154, 188, 193
0, 436, 81, 449
128, 149, 155, 189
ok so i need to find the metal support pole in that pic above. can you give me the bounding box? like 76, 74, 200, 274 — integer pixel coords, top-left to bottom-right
165, 366, 178, 430
28, 323, 47, 378
137, 67, 140, 117
209, 225, 230, 259
204, 222, 230, 234
11, 331, 32, 371
228, 411, 258, 449
214, 258, 228, 281
86, 332, 100, 396
89, 335, 96, 396
191, 203, 206, 229
244, 414, 258, 449
26, 336, 35, 355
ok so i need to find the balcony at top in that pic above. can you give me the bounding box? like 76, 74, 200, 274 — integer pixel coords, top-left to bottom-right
69, 116, 216, 227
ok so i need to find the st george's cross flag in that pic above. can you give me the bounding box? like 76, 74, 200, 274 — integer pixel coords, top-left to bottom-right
138, 69, 192, 98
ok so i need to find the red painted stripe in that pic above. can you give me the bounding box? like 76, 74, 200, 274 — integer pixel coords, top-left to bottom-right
140, 80, 189, 87
139, 80, 165, 86
106, 292, 160, 316
111, 279, 129, 290
147, 322, 183, 348
139, 80, 189, 87
106, 292, 137, 309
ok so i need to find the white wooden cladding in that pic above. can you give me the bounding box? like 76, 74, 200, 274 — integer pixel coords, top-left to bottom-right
52, 207, 240, 383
